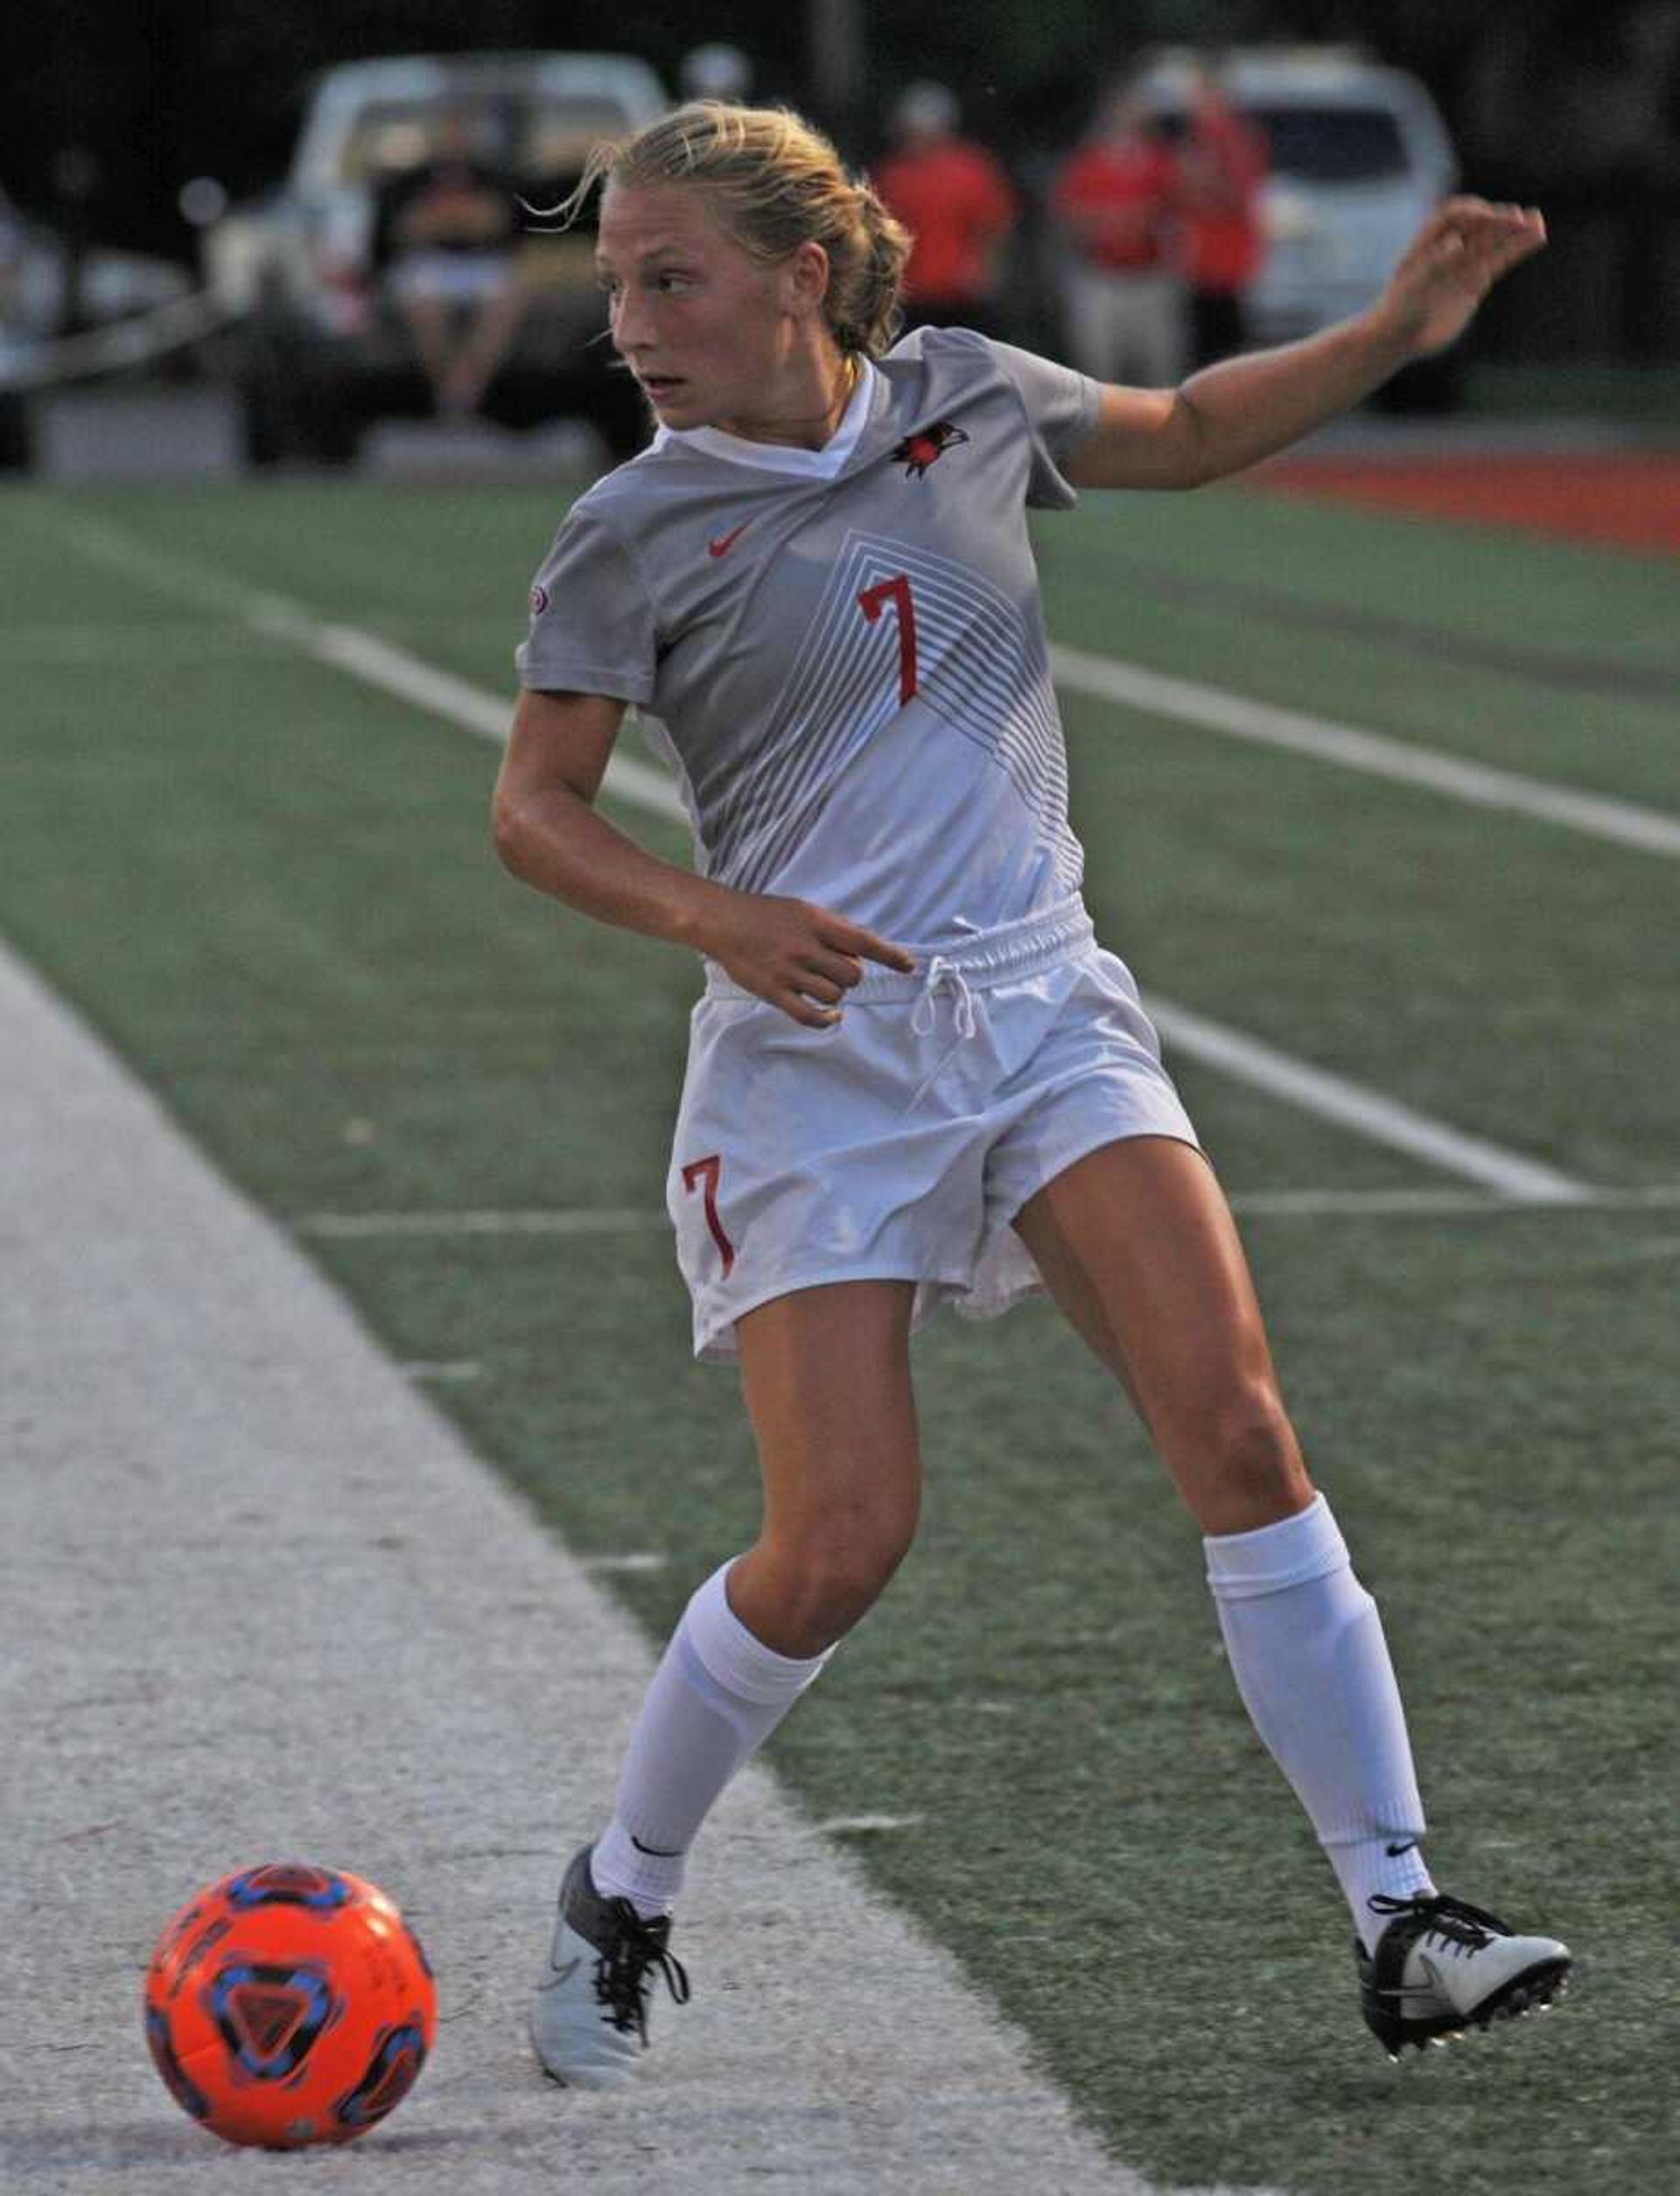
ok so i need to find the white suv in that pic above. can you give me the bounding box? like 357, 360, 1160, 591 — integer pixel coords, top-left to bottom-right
1135, 45, 1463, 402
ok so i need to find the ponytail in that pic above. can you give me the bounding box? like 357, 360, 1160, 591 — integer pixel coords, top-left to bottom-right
529, 101, 912, 360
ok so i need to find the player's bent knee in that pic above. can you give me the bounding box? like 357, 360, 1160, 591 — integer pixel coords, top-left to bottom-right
1172, 1388, 1311, 1534
762, 1522, 917, 1653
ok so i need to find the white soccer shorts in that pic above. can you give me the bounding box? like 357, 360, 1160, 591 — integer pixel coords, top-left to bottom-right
667, 895, 1202, 1361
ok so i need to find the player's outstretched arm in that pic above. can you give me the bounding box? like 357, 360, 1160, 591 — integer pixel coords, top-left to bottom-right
1065, 195, 1545, 493
493, 689, 914, 1026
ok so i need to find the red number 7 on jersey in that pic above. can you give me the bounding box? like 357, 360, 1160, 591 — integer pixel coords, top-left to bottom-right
681, 1153, 736, 1276
858, 573, 920, 705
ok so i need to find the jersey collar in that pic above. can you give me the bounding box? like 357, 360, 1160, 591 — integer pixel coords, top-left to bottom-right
652, 359, 878, 479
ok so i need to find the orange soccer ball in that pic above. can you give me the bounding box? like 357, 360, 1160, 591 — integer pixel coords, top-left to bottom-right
142, 1863, 436, 2149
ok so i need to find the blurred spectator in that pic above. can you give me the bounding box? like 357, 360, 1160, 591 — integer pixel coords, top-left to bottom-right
378, 108, 525, 417
873, 83, 1018, 337
1176, 59, 1269, 368
1051, 90, 1182, 386
681, 45, 755, 103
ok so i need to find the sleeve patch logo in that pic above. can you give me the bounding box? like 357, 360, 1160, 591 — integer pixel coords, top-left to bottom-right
892, 421, 969, 478
529, 582, 550, 614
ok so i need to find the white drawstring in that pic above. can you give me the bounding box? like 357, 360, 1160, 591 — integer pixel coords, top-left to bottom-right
905, 956, 979, 1113
910, 955, 976, 1039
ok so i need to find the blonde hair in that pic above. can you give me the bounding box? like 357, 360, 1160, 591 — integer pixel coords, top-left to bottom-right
536, 101, 912, 359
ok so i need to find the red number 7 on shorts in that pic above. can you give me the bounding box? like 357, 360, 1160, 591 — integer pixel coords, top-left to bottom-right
681, 1153, 736, 1276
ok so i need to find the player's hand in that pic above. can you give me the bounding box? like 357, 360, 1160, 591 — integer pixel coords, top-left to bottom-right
699, 891, 916, 1028
1375, 196, 1546, 359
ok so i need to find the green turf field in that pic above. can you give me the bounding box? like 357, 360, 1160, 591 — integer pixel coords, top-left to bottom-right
4, 473, 1676, 2192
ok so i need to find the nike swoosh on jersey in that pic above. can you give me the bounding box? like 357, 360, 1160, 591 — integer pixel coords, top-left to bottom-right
707, 521, 751, 557
540, 1955, 582, 1987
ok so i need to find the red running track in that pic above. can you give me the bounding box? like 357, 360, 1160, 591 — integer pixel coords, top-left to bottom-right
1249, 452, 1680, 556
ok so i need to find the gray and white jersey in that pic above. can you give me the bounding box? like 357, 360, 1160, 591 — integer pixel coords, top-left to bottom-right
516, 326, 1101, 945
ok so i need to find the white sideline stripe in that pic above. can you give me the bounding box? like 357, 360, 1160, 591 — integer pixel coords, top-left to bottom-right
28, 511, 687, 824
32, 509, 1592, 1198
1048, 643, 1680, 861
295, 1181, 1680, 1241
302, 622, 689, 822
39, 507, 1680, 856
816, 1815, 928, 1836
1146, 1002, 1590, 1205
3, 937, 1261, 2196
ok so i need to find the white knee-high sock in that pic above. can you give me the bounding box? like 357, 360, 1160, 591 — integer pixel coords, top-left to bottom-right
590, 1562, 832, 1918
1204, 1493, 1435, 1953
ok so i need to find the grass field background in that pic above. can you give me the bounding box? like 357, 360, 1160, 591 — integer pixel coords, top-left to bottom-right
4, 473, 1677, 2192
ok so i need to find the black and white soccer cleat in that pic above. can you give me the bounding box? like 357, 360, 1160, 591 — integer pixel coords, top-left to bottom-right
530, 1844, 691, 2088
1356, 1892, 1570, 2058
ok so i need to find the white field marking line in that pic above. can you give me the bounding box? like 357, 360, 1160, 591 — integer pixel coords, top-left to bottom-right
32, 508, 1593, 1199
293, 1184, 1680, 1240
1048, 642, 1680, 860
1235, 1183, 1680, 1214
1146, 1001, 1589, 1204
34, 507, 1680, 854
5, 937, 1222, 2196
815, 1814, 928, 1836
28, 509, 686, 822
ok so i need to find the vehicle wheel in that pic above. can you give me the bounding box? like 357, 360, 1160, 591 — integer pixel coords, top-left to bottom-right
237, 364, 290, 468
234, 330, 360, 468
296, 379, 361, 466
0, 388, 30, 471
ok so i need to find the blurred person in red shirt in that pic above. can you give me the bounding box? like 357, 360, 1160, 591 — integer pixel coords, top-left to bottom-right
1177, 59, 1269, 367
874, 82, 1018, 336
1051, 89, 1183, 386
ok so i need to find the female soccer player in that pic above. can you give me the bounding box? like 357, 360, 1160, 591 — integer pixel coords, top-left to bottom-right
494, 101, 1566, 2084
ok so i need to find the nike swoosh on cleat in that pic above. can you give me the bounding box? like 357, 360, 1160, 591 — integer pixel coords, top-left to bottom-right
631, 1835, 683, 1857
707, 522, 750, 558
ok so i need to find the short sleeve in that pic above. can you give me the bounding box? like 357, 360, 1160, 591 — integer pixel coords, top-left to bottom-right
514, 505, 658, 702
985, 338, 1101, 510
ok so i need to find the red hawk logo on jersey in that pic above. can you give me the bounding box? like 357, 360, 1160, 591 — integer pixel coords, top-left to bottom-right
892, 421, 969, 479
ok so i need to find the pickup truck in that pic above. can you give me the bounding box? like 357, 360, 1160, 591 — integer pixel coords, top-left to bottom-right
202, 51, 668, 463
